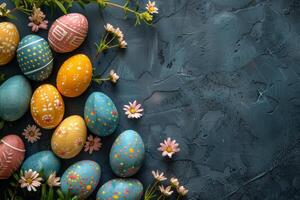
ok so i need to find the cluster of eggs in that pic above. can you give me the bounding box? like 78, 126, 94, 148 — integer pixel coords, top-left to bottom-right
0, 12, 146, 199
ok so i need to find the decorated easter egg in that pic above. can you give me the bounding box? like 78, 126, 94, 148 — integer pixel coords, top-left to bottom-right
84, 92, 119, 137
31, 84, 65, 129
51, 115, 87, 159
110, 130, 145, 177
17, 34, 53, 81
0, 75, 32, 121
21, 151, 61, 178
0, 22, 20, 66
0, 135, 25, 179
96, 179, 143, 200
56, 54, 92, 97
61, 160, 101, 198
48, 13, 88, 53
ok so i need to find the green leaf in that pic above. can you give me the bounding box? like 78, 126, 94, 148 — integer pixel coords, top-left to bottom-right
47, 187, 54, 200
56, 189, 65, 200
54, 0, 67, 14
41, 184, 46, 200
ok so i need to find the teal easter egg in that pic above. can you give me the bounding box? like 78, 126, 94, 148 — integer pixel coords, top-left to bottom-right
96, 179, 143, 200
110, 130, 145, 177
84, 92, 119, 137
61, 160, 101, 199
17, 35, 53, 81
21, 151, 61, 178
0, 75, 32, 121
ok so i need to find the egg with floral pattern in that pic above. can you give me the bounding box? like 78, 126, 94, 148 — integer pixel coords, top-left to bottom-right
84, 92, 119, 137
61, 160, 101, 199
21, 151, 61, 178
0, 22, 20, 66
17, 35, 53, 81
30, 84, 65, 129
48, 13, 88, 53
96, 179, 143, 200
110, 130, 145, 177
51, 115, 87, 159
0, 75, 32, 121
56, 54, 92, 97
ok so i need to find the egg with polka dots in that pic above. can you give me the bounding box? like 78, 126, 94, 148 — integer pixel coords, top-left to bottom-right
110, 130, 145, 177
96, 179, 144, 200
31, 84, 65, 129
0, 22, 20, 66
84, 92, 119, 137
51, 115, 87, 159
56, 54, 92, 97
17, 35, 53, 81
61, 160, 101, 199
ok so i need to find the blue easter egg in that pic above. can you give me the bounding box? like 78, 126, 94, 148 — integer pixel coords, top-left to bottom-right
61, 160, 101, 199
17, 35, 53, 81
96, 179, 143, 200
84, 92, 119, 137
21, 151, 61, 178
110, 130, 145, 177
0, 75, 32, 121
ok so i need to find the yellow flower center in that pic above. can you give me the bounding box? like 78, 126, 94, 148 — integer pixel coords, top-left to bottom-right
149, 7, 156, 12
129, 107, 136, 114
166, 146, 173, 153
26, 178, 33, 184
28, 131, 35, 136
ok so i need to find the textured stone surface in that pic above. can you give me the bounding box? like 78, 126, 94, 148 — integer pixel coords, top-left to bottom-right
1, 0, 300, 199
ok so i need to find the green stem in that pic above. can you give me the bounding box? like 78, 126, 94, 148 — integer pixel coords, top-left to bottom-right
0, 119, 4, 129
176, 195, 182, 200
106, 2, 139, 15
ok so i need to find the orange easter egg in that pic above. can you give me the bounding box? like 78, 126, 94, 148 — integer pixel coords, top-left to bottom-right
31, 84, 65, 129
0, 22, 20, 66
56, 54, 92, 97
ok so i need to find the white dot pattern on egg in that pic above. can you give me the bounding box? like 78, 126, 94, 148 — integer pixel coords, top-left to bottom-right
17, 35, 53, 81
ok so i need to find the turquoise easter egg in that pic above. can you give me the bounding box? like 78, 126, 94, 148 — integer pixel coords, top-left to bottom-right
61, 160, 101, 199
110, 130, 145, 177
84, 92, 119, 137
17, 35, 53, 81
96, 179, 143, 200
21, 151, 61, 178
0, 75, 32, 121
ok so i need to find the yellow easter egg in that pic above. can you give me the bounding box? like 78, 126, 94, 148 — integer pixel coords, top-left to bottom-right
31, 84, 65, 129
0, 22, 20, 66
51, 115, 87, 159
56, 54, 92, 98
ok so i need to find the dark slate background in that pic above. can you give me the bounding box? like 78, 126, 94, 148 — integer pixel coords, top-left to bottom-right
1, 0, 300, 199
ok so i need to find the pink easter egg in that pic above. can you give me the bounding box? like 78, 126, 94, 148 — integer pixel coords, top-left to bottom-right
48, 13, 88, 53
0, 135, 25, 179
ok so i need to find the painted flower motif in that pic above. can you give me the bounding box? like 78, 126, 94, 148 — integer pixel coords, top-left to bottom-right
74, 138, 84, 146
28, 7, 48, 32
47, 172, 60, 187
146, 1, 159, 14
19, 169, 43, 192
152, 170, 167, 182
68, 172, 80, 182
123, 100, 144, 119
84, 135, 102, 154
177, 185, 189, 196
22, 124, 42, 143
158, 137, 180, 158
170, 177, 180, 188
159, 185, 173, 196
109, 69, 120, 83
54, 99, 63, 109
42, 115, 53, 124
